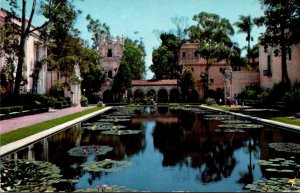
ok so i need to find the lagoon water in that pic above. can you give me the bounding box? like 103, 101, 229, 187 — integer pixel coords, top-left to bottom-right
3, 106, 300, 192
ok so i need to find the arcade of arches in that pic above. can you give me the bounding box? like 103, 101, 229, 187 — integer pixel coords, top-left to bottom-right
131, 80, 180, 103
101, 79, 181, 103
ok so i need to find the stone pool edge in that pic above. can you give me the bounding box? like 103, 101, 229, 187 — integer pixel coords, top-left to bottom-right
200, 105, 300, 132
0, 107, 112, 157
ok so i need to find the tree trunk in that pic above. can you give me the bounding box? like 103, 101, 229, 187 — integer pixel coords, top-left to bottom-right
247, 32, 251, 66
280, 17, 290, 88
281, 45, 290, 87
13, 38, 26, 96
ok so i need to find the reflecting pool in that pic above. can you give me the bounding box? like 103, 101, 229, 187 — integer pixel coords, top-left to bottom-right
1, 106, 300, 192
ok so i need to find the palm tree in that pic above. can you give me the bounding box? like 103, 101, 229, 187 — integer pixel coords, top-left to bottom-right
234, 15, 254, 66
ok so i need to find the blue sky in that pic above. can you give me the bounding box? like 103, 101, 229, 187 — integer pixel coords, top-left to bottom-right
2, 0, 265, 79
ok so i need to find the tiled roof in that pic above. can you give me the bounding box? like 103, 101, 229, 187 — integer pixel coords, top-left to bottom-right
132, 79, 177, 86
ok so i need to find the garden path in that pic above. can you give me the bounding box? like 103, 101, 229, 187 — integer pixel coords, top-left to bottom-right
0, 106, 94, 134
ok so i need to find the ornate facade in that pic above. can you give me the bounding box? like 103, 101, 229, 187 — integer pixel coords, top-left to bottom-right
178, 42, 260, 101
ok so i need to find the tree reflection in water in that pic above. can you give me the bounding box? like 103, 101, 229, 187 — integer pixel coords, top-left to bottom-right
152, 111, 251, 184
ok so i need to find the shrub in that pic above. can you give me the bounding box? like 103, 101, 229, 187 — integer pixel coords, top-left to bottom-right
238, 85, 262, 100
205, 98, 216, 106
49, 83, 64, 98
81, 96, 89, 107
97, 101, 105, 107
282, 86, 300, 110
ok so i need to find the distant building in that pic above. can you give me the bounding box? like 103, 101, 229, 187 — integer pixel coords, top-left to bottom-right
178, 42, 228, 100
98, 37, 124, 102
259, 44, 300, 89
178, 42, 260, 101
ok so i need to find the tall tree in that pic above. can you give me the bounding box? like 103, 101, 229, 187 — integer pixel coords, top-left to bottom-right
188, 12, 234, 92
234, 15, 255, 67
44, 0, 81, 89
150, 33, 181, 80
111, 61, 132, 101
171, 15, 189, 40
256, 0, 300, 86
5, 0, 62, 96
0, 13, 19, 93
79, 47, 105, 103
180, 68, 197, 102
86, 14, 110, 50
122, 38, 146, 80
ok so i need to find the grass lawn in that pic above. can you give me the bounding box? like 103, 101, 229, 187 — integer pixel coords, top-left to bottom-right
0, 106, 103, 146
210, 104, 241, 112
270, 117, 300, 126
210, 104, 300, 127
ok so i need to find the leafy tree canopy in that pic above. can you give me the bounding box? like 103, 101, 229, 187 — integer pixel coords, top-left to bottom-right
150, 33, 181, 80
79, 47, 105, 103
188, 12, 234, 61
86, 14, 111, 50
112, 61, 132, 94
188, 12, 235, 90
122, 38, 146, 80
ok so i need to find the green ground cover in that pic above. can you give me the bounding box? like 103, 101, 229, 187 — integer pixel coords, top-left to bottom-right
270, 117, 300, 126
0, 107, 103, 146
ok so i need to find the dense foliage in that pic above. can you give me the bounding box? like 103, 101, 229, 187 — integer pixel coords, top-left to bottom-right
180, 68, 197, 102
79, 47, 105, 103
238, 82, 300, 110
112, 38, 146, 101
150, 33, 182, 80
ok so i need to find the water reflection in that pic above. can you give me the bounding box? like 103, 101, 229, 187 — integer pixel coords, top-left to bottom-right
2, 106, 300, 192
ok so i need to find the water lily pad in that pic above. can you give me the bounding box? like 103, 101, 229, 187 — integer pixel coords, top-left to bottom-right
68, 145, 113, 157
257, 157, 299, 179
81, 122, 112, 127
244, 178, 300, 192
104, 115, 132, 119
82, 124, 126, 131
222, 120, 252, 124
203, 114, 234, 120
101, 130, 142, 135
98, 118, 131, 123
215, 129, 245, 133
193, 110, 214, 114
218, 124, 264, 129
81, 159, 131, 172
269, 143, 300, 154
75, 184, 140, 192
204, 114, 234, 118
0, 159, 63, 192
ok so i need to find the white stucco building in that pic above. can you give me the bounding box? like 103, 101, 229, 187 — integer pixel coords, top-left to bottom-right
259, 44, 300, 89
0, 8, 47, 95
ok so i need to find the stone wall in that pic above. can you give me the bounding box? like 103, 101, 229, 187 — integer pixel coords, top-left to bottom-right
232, 71, 260, 96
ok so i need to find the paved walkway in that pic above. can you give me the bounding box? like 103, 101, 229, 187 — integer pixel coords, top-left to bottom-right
0, 106, 94, 134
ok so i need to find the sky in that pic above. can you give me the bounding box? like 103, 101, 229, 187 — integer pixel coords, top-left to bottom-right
1, 0, 265, 79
